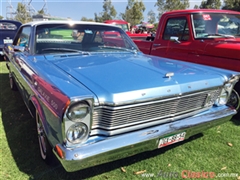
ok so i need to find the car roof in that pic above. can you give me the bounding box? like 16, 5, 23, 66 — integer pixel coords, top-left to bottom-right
0, 20, 22, 26
163, 9, 240, 15
24, 20, 119, 28
104, 20, 128, 24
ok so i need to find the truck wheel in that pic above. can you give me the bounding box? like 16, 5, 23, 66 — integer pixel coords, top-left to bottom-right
36, 110, 56, 165
9, 73, 17, 91
228, 88, 240, 118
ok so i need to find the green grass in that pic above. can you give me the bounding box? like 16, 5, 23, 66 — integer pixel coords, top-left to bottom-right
0, 61, 240, 180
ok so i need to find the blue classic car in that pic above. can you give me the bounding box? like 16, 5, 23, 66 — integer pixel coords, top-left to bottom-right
0, 20, 21, 60
5, 20, 240, 172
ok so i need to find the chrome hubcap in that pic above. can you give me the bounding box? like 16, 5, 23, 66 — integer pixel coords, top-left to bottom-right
227, 89, 240, 111
36, 113, 47, 159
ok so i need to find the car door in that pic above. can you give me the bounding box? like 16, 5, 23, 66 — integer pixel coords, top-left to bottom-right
9, 26, 32, 101
151, 16, 197, 63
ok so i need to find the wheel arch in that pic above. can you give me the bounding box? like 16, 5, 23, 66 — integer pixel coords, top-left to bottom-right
234, 81, 240, 109
232, 81, 240, 118
29, 95, 50, 135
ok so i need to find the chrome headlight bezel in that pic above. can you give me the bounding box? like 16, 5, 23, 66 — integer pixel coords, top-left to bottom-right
216, 88, 229, 106
215, 75, 239, 106
67, 101, 90, 122
63, 98, 93, 145
66, 122, 89, 144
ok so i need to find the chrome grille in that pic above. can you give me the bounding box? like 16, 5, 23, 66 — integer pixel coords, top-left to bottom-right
92, 88, 221, 131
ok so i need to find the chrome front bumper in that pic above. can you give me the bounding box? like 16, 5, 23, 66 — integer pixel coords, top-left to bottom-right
54, 105, 236, 172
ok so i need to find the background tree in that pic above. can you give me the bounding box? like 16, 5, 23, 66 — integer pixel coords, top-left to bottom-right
81, 17, 95, 22
94, 12, 103, 22
119, 0, 132, 23
147, 10, 156, 24
155, 0, 165, 18
120, 0, 145, 26
38, 8, 46, 15
194, 5, 199, 9
199, 0, 221, 9
94, 0, 117, 22
14, 2, 32, 23
0, 15, 3, 20
222, 0, 240, 11
164, 0, 190, 11
155, 0, 189, 19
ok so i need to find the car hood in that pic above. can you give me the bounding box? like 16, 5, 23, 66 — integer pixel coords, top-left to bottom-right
50, 53, 226, 105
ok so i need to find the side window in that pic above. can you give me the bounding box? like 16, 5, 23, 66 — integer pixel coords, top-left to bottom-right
163, 18, 189, 41
93, 31, 103, 43
16, 26, 31, 48
193, 14, 206, 38
0, 22, 18, 30
71, 30, 84, 42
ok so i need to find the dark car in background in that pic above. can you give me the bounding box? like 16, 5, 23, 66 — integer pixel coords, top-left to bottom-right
0, 20, 21, 60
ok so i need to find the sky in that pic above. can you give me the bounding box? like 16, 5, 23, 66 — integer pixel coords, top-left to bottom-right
0, 0, 202, 22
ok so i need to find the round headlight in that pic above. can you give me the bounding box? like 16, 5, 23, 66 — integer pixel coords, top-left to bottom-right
66, 122, 88, 143
67, 102, 89, 121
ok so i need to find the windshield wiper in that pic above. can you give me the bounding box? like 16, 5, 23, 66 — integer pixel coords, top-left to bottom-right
204, 34, 235, 38
98, 45, 138, 54
41, 48, 90, 55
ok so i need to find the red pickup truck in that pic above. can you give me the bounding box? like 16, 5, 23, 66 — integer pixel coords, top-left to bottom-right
133, 9, 240, 116
104, 19, 150, 40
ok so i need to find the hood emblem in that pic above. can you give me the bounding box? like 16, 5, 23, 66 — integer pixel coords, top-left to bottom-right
165, 72, 174, 78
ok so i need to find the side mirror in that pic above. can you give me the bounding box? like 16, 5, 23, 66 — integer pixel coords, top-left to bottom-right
170, 36, 180, 43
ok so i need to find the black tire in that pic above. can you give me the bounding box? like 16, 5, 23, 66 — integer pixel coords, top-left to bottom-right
9, 73, 18, 91
228, 86, 240, 119
36, 110, 57, 165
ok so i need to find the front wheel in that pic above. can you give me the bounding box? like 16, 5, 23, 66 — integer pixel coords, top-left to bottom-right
36, 110, 56, 165
227, 88, 240, 118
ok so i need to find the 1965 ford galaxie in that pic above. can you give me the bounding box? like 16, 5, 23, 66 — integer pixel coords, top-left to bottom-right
4, 20, 240, 172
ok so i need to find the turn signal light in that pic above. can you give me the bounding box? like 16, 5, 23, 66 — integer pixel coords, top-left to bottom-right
55, 145, 64, 159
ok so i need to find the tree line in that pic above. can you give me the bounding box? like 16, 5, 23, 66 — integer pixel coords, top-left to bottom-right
0, 0, 240, 26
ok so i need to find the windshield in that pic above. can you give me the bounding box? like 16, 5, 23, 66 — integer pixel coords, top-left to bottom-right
0, 22, 18, 30
192, 13, 240, 38
115, 24, 129, 31
35, 23, 138, 54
